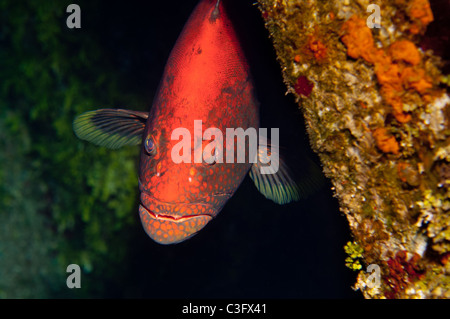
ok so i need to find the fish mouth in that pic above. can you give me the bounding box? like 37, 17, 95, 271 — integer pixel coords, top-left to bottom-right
139, 204, 213, 245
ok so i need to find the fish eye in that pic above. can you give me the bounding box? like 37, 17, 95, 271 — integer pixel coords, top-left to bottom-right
144, 135, 156, 156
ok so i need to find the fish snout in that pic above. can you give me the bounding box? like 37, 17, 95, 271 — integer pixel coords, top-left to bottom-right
139, 205, 212, 244
139, 192, 215, 244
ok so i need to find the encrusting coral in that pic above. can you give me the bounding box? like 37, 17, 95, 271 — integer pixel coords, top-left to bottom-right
257, 0, 449, 298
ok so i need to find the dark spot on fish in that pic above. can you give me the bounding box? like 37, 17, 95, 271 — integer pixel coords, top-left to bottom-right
206, 108, 217, 123
159, 128, 170, 150
165, 74, 175, 87
221, 86, 234, 94
157, 169, 166, 178
197, 47, 202, 55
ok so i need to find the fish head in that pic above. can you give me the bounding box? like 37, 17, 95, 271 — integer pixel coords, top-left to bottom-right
138, 122, 251, 244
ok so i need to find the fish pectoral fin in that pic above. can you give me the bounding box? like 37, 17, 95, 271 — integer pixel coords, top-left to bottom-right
73, 108, 148, 149
249, 141, 325, 205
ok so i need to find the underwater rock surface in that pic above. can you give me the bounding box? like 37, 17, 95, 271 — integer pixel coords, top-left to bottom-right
257, 0, 449, 298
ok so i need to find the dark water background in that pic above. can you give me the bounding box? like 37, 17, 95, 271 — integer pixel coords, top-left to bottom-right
0, 0, 361, 298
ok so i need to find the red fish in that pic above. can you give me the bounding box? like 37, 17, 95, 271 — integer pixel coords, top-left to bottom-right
74, 0, 315, 244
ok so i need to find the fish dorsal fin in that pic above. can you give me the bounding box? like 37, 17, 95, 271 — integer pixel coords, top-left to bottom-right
73, 108, 148, 149
249, 138, 325, 205
209, 0, 221, 22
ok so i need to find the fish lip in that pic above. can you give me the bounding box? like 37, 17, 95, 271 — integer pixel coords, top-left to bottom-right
139, 204, 213, 244
139, 203, 213, 222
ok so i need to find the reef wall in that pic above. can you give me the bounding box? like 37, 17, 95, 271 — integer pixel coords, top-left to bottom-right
257, 0, 449, 298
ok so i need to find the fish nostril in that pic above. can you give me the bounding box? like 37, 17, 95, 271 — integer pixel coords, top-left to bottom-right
154, 162, 166, 177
